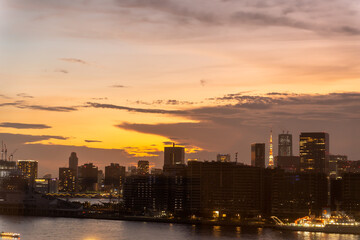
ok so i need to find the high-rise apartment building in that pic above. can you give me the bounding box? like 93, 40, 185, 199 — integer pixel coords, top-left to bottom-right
59, 167, 76, 192
17, 160, 38, 182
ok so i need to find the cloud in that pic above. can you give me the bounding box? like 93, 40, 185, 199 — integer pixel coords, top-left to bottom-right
17, 104, 78, 112
0, 100, 78, 112
230, 11, 310, 30
111, 91, 360, 162
0, 122, 51, 129
16, 93, 34, 98
200, 79, 207, 86
0, 133, 67, 144
86, 102, 185, 114
152, 99, 194, 105
60, 58, 88, 64
91, 97, 108, 100
110, 85, 127, 88
0, 94, 12, 99
55, 69, 69, 74
84, 140, 102, 143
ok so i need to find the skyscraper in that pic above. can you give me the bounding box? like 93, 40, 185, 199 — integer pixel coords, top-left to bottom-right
164, 145, 185, 167
69, 152, 78, 177
105, 163, 126, 189
137, 160, 149, 175
79, 163, 99, 192
251, 143, 265, 168
278, 132, 293, 157
299, 132, 329, 173
17, 160, 38, 182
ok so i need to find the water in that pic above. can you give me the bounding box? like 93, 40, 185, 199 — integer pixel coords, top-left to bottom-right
0, 215, 358, 240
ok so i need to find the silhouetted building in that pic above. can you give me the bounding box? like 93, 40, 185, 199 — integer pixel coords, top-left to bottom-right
137, 160, 149, 175
104, 163, 125, 190
278, 132, 293, 157
79, 163, 98, 192
299, 132, 329, 174
329, 155, 348, 179
337, 160, 360, 178
164, 145, 185, 167
187, 161, 265, 218
251, 143, 265, 168
69, 152, 78, 177
127, 166, 137, 176
217, 154, 231, 162
17, 160, 38, 183
275, 156, 300, 173
151, 168, 163, 175
341, 173, 360, 217
59, 167, 76, 192
1, 172, 28, 191
271, 171, 328, 218
123, 175, 169, 216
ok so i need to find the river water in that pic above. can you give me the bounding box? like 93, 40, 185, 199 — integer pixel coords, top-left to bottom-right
0, 215, 358, 240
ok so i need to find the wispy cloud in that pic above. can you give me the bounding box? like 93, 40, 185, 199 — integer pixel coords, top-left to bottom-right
0, 101, 78, 112
200, 79, 207, 87
16, 93, 34, 98
17, 104, 78, 112
110, 85, 127, 88
0, 122, 51, 129
84, 139, 102, 143
86, 102, 185, 114
54, 69, 69, 74
60, 58, 88, 64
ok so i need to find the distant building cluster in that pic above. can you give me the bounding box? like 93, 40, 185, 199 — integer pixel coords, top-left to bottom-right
1, 131, 360, 219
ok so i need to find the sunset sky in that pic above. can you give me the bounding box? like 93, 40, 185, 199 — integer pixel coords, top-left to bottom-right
1, 0, 359, 176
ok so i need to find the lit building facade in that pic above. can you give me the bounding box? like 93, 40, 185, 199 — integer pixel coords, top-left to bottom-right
299, 132, 329, 174
329, 154, 347, 179
17, 160, 38, 182
34, 178, 58, 194
137, 160, 149, 175
59, 167, 76, 192
278, 132, 293, 157
216, 154, 231, 162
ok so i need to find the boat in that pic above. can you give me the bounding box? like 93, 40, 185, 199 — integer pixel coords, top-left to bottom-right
271, 212, 360, 235
0, 232, 20, 238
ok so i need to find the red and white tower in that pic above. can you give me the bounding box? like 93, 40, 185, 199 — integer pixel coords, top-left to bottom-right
268, 129, 274, 168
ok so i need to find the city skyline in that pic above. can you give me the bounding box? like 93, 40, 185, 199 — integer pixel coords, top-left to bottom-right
1, 0, 360, 176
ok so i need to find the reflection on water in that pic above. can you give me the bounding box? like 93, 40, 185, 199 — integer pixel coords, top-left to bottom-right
0, 215, 358, 240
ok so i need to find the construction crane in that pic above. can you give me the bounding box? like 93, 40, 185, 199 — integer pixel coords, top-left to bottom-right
8, 149, 18, 161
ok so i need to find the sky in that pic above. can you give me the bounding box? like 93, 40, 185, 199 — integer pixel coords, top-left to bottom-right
0, 0, 359, 177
